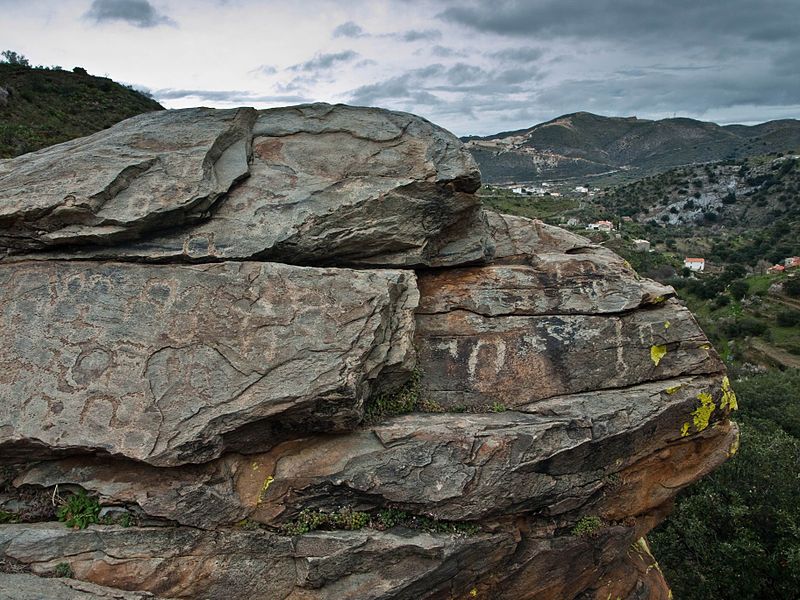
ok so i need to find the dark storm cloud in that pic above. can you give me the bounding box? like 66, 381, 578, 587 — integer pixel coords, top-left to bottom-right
349, 65, 446, 106
348, 60, 542, 113
488, 47, 543, 63
438, 0, 800, 44
153, 88, 308, 103
332, 21, 366, 38
426, 45, 468, 58
398, 29, 442, 42
85, 0, 175, 28
535, 60, 800, 118
288, 51, 359, 72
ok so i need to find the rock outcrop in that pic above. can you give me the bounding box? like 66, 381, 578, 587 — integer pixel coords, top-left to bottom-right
0, 104, 737, 599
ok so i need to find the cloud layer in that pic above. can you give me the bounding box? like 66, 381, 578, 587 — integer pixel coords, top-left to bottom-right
2, 0, 795, 135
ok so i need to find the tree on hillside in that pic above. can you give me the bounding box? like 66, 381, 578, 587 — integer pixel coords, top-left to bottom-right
1, 50, 30, 66
784, 277, 800, 298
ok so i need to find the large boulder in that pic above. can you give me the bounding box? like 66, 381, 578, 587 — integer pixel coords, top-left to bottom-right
0, 105, 737, 599
1, 104, 492, 267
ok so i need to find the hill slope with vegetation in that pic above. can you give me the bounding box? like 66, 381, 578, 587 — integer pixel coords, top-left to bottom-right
602, 153, 800, 269
466, 112, 800, 183
0, 53, 163, 158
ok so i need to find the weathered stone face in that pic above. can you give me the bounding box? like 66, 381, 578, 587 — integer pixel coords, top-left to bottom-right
0, 523, 513, 600
0, 573, 162, 600
0, 108, 256, 250
0, 260, 417, 466
1, 103, 493, 267
0, 106, 737, 600
416, 301, 720, 410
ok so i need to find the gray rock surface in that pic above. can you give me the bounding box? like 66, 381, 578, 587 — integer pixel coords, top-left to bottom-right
2, 104, 493, 267
416, 300, 720, 410
0, 523, 511, 600
0, 107, 255, 250
0, 573, 160, 600
0, 260, 417, 465
14, 375, 734, 528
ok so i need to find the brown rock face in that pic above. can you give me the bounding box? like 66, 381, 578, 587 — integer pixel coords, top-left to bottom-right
0, 105, 736, 599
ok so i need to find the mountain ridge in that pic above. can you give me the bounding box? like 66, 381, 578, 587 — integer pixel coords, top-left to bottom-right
465, 112, 800, 183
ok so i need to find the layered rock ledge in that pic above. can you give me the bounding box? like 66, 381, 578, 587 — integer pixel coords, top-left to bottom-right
0, 104, 737, 599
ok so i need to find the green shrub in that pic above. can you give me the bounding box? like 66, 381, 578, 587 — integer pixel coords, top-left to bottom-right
571, 515, 603, 537
282, 507, 370, 536
57, 490, 101, 529
777, 310, 800, 327
54, 562, 73, 578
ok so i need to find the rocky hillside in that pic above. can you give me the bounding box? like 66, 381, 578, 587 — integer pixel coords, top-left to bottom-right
0, 104, 738, 599
0, 62, 163, 158
602, 153, 800, 267
466, 112, 800, 183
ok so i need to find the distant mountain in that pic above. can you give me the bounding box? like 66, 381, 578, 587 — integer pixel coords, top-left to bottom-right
0, 62, 163, 158
465, 112, 800, 183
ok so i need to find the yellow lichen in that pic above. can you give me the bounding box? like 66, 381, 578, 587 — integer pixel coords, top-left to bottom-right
650, 344, 667, 366
699, 343, 711, 351
469, 588, 478, 597
691, 392, 716, 432
681, 422, 690, 437
665, 384, 682, 395
257, 476, 275, 504
720, 376, 738, 411
664, 321, 671, 329
651, 295, 667, 304
728, 430, 741, 457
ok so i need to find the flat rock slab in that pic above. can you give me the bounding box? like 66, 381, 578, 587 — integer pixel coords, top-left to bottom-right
0, 524, 512, 600
487, 211, 595, 259
0, 260, 417, 466
416, 299, 722, 409
0, 107, 255, 250
417, 256, 671, 317
2, 104, 493, 268
14, 375, 733, 527
0, 573, 161, 600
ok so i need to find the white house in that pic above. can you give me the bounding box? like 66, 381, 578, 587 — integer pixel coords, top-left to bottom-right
586, 220, 614, 232
574, 185, 589, 193
684, 258, 705, 272
633, 239, 651, 252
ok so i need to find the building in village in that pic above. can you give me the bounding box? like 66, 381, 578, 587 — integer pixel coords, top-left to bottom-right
586, 220, 614, 232
684, 257, 705, 272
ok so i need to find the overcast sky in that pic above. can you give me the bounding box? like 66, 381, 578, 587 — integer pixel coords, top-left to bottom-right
2, 0, 798, 135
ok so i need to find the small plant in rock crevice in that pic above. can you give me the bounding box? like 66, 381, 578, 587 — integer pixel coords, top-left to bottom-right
57, 490, 101, 529
364, 368, 443, 423
571, 515, 604, 537
54, 562, 74, 578
280, 506, 480, 537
